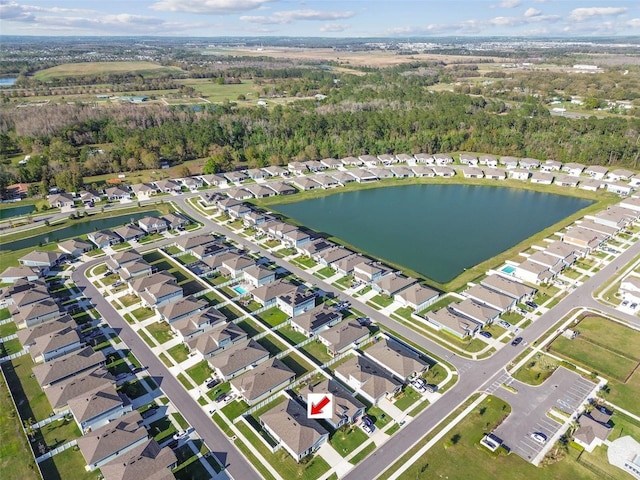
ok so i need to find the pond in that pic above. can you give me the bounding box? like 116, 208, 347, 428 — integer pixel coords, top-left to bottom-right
271, 184, 593, 283
0, 204, 36, 220
1, 210, 161, 253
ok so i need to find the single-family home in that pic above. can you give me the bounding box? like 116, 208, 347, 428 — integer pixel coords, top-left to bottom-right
390, 166, 415, 178
290, 303, 342, 337
313, 175, 341, 189
423, 308, 481, 338
554, 175, 580, 187
359, 155, 379, 167
245, 184, 278, 199
377, 154, 396, 165
354, 262, 389, 284
479, 155, 498, 167
460, 154, 479, 166
318, 320, 370, 357
106, 250, 143, 271
19, 250, 64, 270
130, 183, 158, 198
372, 273, 417, 297
499, 156, 519, 169
243, 211, 269, 227
208, 339, 270, 380
340, 156, 363, 167
230, 357, 296, 406
137, 216, 169, 234
520, 158, 541, 169
619, 196, 640, 213
541, 160, 562, 172
170, 306, 227, 341
48, 192, 76, 209
200, 174, 229, 188
562, 162, 585, 176
13, 298, 62, 328
220, 254, 255, 279
282, 228, 311, 248
333, 254, 367, 276
268, 182, 298, 195
137, 278, 183, 308
483, 168, 506, 180
333, 354, 402, 405
578, 219, 618, 237
607, 182, 633, 196
330, 171, 357, 185
247, 168, 268, 180
590, 206, 637, 229
530, 171, 554, 184
346, 169, 379, 183
368, 168, 393, 179
153, 179, 181, 193
163, 212, 189, 230
462, 167, 484, 179
30, 326, 82, 363
225, 188, 253, 202
243, 265, 276, 288
277, 288, 316, 318
414, 153, 434, 164
113, 224, 146, 243
320, 158, 342, 169
607, 169, 634, 182
33, 346, 106, 387
99, 439, 177, 480
620, 276, 640, 303
562, 227, 606, 251
158, 296, 208, 324
480, 274, 536, 303
543, 240, 586, 262
463, 284, 515, 313
0, 266, 41, 284
450, 298, 501, 326
58, 238, 93, 258
186, 321, 247, 358
68, 384, 131, 432
78, 190, 103, 206
578, 178, 604, 191
573, 407, 613, 453
395, 154, 415, 163
44, 366, 114, 413
432, 166, 455, 177
508, 168, 530, 180
317, 246, 353, 266
224, 171, 249, 183
298, 379, 365, 430
303, 160, 327, 173
512, 260, 555, 284
365, 337, 429, 381
299, 238, 335, 258
394, 284, 440, 311
16, 314, 75, 348
261, 166, 289, 177
585, 165, 608, 179
104, 186, 131, 202
288, 162, 308, 175
290, 177, 321, 191
260, 399, 329, 462
411, 166, 435, 177
77, 411, 148, 471
527, 250, 566, 272
433, 154, 453, 166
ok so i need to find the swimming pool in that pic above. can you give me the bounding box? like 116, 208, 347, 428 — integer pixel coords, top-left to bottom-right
501, 265, 516, 274
233, 285, 247, 295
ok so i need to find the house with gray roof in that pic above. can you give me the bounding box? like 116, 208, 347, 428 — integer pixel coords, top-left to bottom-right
58, 238, 93, 257
19, 250, 64, 270
450, 298, 501, 326
7, 282, 50, 311
499, 156, 519, 168
354, 262, 389, 284
390, 166, 415, 178
268, 181, 297, 195
462, 284, 515, 313
100, 438, 177, 480
245, 183, 277, 199
520, 158, 541, 169
330, 171, 357, 185
290, 303, 342, 337
153, 179, 181, 193
138, 279, 183, 308
88, 230, 121, 249
282, 229, 312, 248
530, 171, 554, 185
483, 167, 506, 180
0, 266, 41, 283
321, 158, 342, 169
298, 379, 365, 430
462, 167, 484, 179
541, 160, 562, 172
262, 165, 289, 177
300, 238, 335, 258
77, 411, 148, 471
394, 284, 439, 312
138, 216, 169, 234
104, 186, 131, 201
365, 337, 429, 381
13, 298, 62, 328
333, 354, 402, 405
187, 321, 247, 358
317, 247, 353, 266
423, 308, 481, 338
277, 288, 316, 318
574, 407, 613, 453
118, 260, 153, 281
170, 306, 226, 340
158, 296, 207, 323
260, 399, 329, 462
479, 155, 498, 167
251, 280, 298, 307
113, 224, 146, 243
585, 165, 608, 179
33, 346, 106, 387
130, 182, 159, 198
460, 154, 479, 166
368, 167, 393, 179
48, 192, 76, 209
243, 265, 276, 288
17, 314, 75, 347
208, 339, 270, 380
318, 320, 370, 357
68, 384, 131, 432
372, 273, 417, 296
44, 366, 114, 413
230, 357, 295, 405
562, 162, 585, 176
480, 274, 536, 302
346, 169, 379, 183
30, 326, 82, 363
220, 254, 255, 279
432, 166, 455, 177
341, 156, 363, 166
411, 166, 435, 177
333, 254, 366, 276
290, 177, 321, 191
554, 175, 580, 187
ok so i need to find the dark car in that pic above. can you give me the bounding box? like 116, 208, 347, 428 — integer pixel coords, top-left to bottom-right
479, 331, 492, 339
206, 379, 220, 389
511, 337, 523, 346
526, 301, 538, 309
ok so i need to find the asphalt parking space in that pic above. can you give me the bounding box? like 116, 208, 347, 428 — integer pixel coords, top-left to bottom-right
491, 367, 596, 462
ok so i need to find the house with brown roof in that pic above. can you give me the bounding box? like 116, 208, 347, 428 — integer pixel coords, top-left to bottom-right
187, 322, 247, 358
480, 275, 536, 303
365, 337, 429, 381
113, 224, 147, 243
138, 216, 169, 234
44, 366, 114, 413
77, 411, 148, 470
260, 399, 329, 462
17, 314, 75, 347
251, 280, 298, 308
88, 230, 121, 249
282, 229, 312, 248
33, 346, 106, 387
372, 273, 417, 297
317, 247, 353, 267
333, 354, 402, 405
0, 265, 41, 283
318, 320, 370, 357
290, 304, 342, 337
58, 238, 93, 257
13, 298, 62, 328
220, 254, 255, 279
170, 306, 226, 340
298, 379, 365, 430
68, 383, 132, 432
512, 260, 555, 285
230, 357, 295, 405
423, 308, 481, 338
6, 281, 50, 311
333, 254, 367, 276
353, 262, 389, 284
136, 276, 183, 308
300, 238, 335, 258
158, 296, 207, 323
243, 265, 276, 288
268, 181, 297, 195
48, 192, 76, 209
19, 250, 64, 270
153, 179, 181, 193
574, 407, 613, 452
277, 288, 316, 318
100, 438, 177, 480
30, 326, 82, 363
562, 226, 606, 251
208, 339, 270, 380
394, 284, 440, 312
104, 186, 132, 201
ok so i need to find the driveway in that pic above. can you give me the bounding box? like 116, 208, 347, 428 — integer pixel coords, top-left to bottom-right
491, 368, 595, 462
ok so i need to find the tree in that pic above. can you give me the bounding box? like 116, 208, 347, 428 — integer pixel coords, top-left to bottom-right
23, 418, 35, 441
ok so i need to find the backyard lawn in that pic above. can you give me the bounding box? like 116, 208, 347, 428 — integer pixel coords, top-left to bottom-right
39, 447, 98, 480
277, 325, 307, 345
1, 357, 52, 422
299, 340, 332, 364
257, 307, 289, 327
256, 335, 288, 356
149, 417, 178, 443
280, 353, 314, 377
236, 319, 263, 338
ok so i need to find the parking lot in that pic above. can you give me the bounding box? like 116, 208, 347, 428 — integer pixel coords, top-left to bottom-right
490, 368, 596, 463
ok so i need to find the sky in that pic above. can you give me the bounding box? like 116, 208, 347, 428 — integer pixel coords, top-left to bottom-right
1, 0, 639, 38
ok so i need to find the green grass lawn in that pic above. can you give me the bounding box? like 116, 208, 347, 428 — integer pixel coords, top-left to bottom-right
221, 399, 250, 420
315, 266, 336, 279
39, 447, 98, 480
173, 456, 211, 480
106, 358, 131, 376
172, 412, 189, 431
393, 386, 422, 411
256, 335, 288, 356
202, 291, 224, 306
292, 256, 317, 269
1, 338, 23, 356
334, 275, 354, 290
277, 325, 308, 345
218, 304, 242, 321
607, 367, 640, 416
0, 368, 38, 480
177, 373, 194, 390
186, 361, 213, 386
369, 294, 394, 308
0, 308, 11, 320
37, 416, 81, 449
279, 353, 314, 378
500, 311, 524, 325
118, 379, 150, 400
146, 321, 174, 344
257, 307, 289, 327
512, 354, 562, 385
349, 443, 376, 465
138, 329, 155, 347
330, 425, 369, 457
1, 357, 52, 422
367, 406, 392, 428
236, 319, 263, 337
131, 306, 154, 321
299, 340, 332, 364
386, 394, 600, 480
167, 344, 190, 364
119, 294, 140, 307
149, 416, 178, 443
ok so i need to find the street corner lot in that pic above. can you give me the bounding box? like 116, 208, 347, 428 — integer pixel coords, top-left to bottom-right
492, 367, 595, 463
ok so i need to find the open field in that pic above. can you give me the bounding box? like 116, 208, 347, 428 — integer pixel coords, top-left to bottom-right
34, 61, 185, 81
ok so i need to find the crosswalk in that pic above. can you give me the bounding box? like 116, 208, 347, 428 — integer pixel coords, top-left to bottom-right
484, 371, 512, 395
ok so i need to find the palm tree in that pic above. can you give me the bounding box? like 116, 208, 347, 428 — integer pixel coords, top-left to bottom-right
23, 417, 35, 441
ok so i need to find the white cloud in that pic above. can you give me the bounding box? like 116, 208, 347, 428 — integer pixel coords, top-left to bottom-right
498, 0, 522, 7
241, 9, 355, 25
151, 0, 273, 15
626, 18, 640, 27
320, 23, 349, 33
569, 7, 628, 22
524, 8, 541, 18
490, 16, 524, 26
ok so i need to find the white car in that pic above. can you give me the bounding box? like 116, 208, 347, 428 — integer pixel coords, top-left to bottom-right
530, 432, 547, 444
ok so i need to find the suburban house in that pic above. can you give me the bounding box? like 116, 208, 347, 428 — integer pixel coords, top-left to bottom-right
77, 411, 148, 471
423, 308, 481, 338
300, 238, 335, 258
433, 153, 453, 165
330, 171, 357, 185
16, 313, 75, 348
104, 186, 131, 201
462, 284, 515, 313
450, 298, 501, 326
245, 184, 277, 199
30, 326, 82, 363
483, 168, 506, 180
220, 254, 255, 279
5, 281, 50, 311
508, 168, 530, 180
224, 171, 249, 183
520, 158, 541, 169
118, 260, 153, 281
554, 175, 581, 187
164, 212, 189, 230
313, 175, 341, 189
33, 346, 106, 387
228, 203, 252, 219
99, 439, 177, 480
390, 166, 415, 178
414, 153, 434, 164
562, 162, 585, 176
368, 168, 393, 179
282, 229, 312, 248
153, 179, 182, 193
411, 166, 435, 177
158, 296, 208, 324
200, 174, 228, 187
527, 250, 566, 272
462, 167, 484, 179
113, 224, 146, 242
48, 192, 76, 209
68, 384, 131, 432
562, 226, 606, 251
262, 166, 289, 177
88, 230, 121, 248
208, 339, 270, 380
288, 161, 308, 175
365, 337, 429, 382
530, 172, 554, 184
13, 298, 62, 328
318, 320, 370, 357
247, 168, 268, 180
578, 219, 618, 238
359, 155, 379, 167
333, 354, 402, 405
243, 211, 269, 227
130, 183, 159, 198
346, 169, 379, 183
19, 250, 64, 271
58, 238, 93, 257
260, 399, 329, 462
277, 287, 316, 317
170, 306, 227, 341
543, 240, 586, 262
251, 280, 298, 308
620, 276, 640, 303
321, 158, 343, 169
341, 156, 363, 166
180, 176, 203, 191
44, 366, 114, 413
480, 274, 536, 303
378, 154, 397, 165
187, 322, 247, 358
317, 247, 353, 266
541, 160, 562, 172
304, 160, 328, 172
106, 250, 143, 271
608, 182, 633, 196
298, 379, 365, 430
290, 177, 321, 191
585, 165, 608, 179
137, 277, 183, 308
460, 154, 479, 166
230, 357, 296, 405
268, 182, 297, 195
243, 265, 276, 288
591, 206, 638, 229
512, 259, 555, 284
394, 284, 440, 311
499, 156, 519, 168
354, 262, 389, 284
395, 154, 415, 163
479, 155, 498, 167
138, 216, 169, 234
578, 178, 603, 191
333, 254, 367, 276
619, 196, 640, 212
290, 304, 342, 337
573, 407, 613, 453
0, 266, 42, 283
607, 169, 634, 182
432, 166, 455, 177
372, 273, 417, 297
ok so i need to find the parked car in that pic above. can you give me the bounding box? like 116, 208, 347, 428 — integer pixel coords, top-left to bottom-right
511, 337, 523, 346
206, 379, 220, 389
215, 393, 227, 402
173, 431, 189, 441
498, 321, 511, 329
622, 300, 629, 307
632, 303, 638, 309
530, 432, 547, 444
361, 417, 375, 434
525, 301, 538, 309
479, 331, 492, 339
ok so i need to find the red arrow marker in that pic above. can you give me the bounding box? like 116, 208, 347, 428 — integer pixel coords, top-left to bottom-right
310, 395, 331, 415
